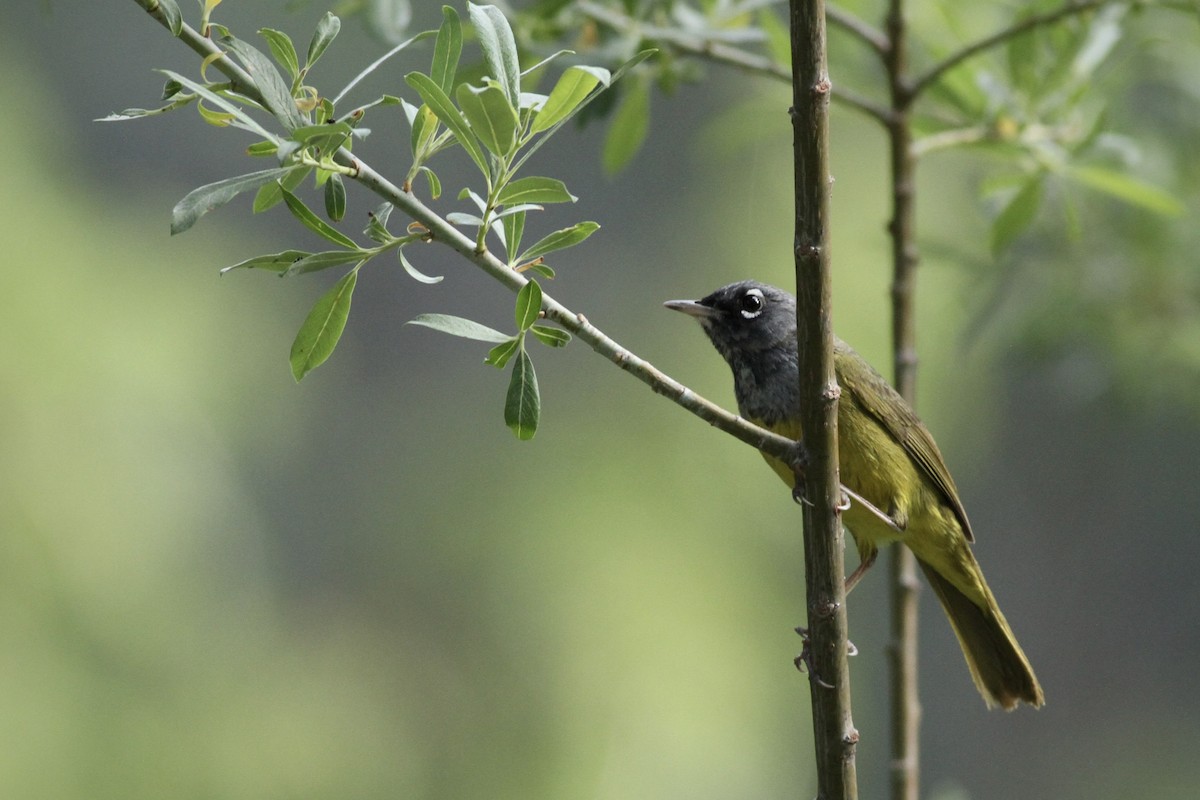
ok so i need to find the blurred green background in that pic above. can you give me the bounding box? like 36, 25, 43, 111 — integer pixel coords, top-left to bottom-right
3, 1, 1200, 798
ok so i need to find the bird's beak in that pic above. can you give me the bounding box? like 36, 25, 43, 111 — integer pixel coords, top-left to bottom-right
663, 299, 718, 319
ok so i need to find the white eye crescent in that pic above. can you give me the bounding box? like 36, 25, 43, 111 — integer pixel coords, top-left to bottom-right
739, 288, 765, 319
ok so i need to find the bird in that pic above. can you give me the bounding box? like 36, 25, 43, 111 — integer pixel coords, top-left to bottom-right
665, 280, 1043, 710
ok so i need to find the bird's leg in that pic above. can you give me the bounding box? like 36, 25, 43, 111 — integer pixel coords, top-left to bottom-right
844, 548, 878, 594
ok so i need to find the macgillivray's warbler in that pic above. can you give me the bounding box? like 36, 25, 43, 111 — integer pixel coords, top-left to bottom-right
665, 280, 1043, 710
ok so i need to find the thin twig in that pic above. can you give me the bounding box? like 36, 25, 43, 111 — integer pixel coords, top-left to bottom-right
577, 0, 891, 123
827, 2, 889, 55
908, 0, 1112, 99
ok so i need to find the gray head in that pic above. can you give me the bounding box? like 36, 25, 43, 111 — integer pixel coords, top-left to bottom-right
664, 281, 800, 423
663, 281, 797, 365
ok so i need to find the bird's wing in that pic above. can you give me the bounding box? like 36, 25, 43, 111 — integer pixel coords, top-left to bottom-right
836, 345, 975, 542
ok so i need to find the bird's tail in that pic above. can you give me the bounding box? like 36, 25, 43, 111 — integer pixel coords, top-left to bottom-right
916, 558, 1044, 710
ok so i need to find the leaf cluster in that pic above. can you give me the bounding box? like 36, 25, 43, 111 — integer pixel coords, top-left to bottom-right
107, 1, 650, 438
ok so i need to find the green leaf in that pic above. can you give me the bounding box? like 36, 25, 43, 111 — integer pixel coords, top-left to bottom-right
290, 269, 357, 381
281, 188, 359, 249
990, 176, 1044, 256
398, 248, 445, 284
504, 347, 540, 440
410, 103, 438, 158
518, 221, 600, 262
220, 249, 310, 274
324, 173, 347, 222
510, 50, 655, 177
285, 250, 367, 277
407, 313, 510, 343
155, 69, 276, 139
523, 262, 555, 280
432, 5, 463, 95
603, 78, 650, 174
159, 0, 183, 36
502, 209, 525, 264
290, 121, 355, 146
197, 100, 235, 127
467, 3, 521, 109
365, 202, 394, 242
485, 337, 520, 368
514, 279, 542, 331
246, 140, 279, 157
530, 324, 570, 348
405, 72, 489, 178
530, 65, 606, 134
496, 176, 576, 206
220, 34, 307, 132
307, 12, 342, 70
419, 166, 442, 199
456, 82, 518, 156
259, 28, 300, 79
1066, 165, 1184, 217
253, 166, 311, 213
171, 166, 297, 235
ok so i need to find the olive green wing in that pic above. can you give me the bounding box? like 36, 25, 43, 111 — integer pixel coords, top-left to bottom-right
835, 343, 975, 541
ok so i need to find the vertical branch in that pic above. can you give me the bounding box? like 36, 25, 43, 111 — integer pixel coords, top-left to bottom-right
789, 2, 859, 798
883, 1, 921, 799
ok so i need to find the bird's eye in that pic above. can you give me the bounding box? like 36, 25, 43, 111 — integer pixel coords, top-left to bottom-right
739, 288, 765, 319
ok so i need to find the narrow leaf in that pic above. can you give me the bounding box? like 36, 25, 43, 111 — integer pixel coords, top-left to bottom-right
496, 176, 576, 206
220, 249, 310, 274
432, 5, 463, 95
530, 324, 570, 348
405, 71, 489, 177
290, 269, 357, 381
530, 65, 605, 134
467, 3, 521, 108
365, 202, 394, 242
156, 69, 276, 139
485, 337, 520, 368
253, 166, 311, 213
159, 0, 184, 36
398, 248, 445, 284
407, 313, 510, 343
324, 173, 347, 221
504, 347, 540, 440
991, 177, 1044, 256
221, 34, 307, 131
518, 221, 600, 262
307, 12, 342, 69
259, 28, 300, 79
285, 250, 367, 277
514, 279, 542, 331
503, 209, 525, 264
603, 78, 650, 174
282, 188, 359, 249
456, 82, 518, 156
1067, 165, 1184, 216
171, 167, 297, 235
419, 166, 442, 199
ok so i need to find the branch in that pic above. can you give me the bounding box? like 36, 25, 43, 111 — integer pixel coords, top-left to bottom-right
789, 1, 858, 797
907, 0, 1113, 100
883, 2, 922, 797
577, 0, 892, 125
827, 2, 889, 56
129, 0, 807, 480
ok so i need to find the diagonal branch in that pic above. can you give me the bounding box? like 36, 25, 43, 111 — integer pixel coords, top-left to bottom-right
576, 0, 892, 124
827, 2, 889, 56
